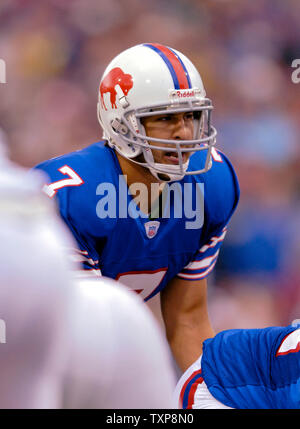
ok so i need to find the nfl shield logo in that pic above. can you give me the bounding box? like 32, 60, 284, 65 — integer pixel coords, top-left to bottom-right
144, 221, 160, 239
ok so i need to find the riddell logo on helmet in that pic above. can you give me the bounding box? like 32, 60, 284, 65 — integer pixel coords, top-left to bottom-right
100, 67, 133, 110
176, 90, 195, 98
169, 88, 202, 100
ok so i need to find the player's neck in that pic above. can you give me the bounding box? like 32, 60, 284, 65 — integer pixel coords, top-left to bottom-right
115, 152, 159, 188
115, 152, 165, 215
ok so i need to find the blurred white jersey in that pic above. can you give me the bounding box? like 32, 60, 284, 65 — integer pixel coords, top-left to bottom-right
0, 158, 176, 408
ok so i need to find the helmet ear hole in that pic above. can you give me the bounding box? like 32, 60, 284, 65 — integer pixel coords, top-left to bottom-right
157, 173, 171, 182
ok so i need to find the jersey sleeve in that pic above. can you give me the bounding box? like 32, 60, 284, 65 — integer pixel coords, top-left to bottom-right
177, 149, 240, 281
201, 325, 300, 409
177, 225, 228, 281
33, 157, 102, 278
66, 246, 102, 278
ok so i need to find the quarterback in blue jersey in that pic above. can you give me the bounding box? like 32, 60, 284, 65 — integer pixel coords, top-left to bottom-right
34, 43, 239, 373
175, 322, 300, 409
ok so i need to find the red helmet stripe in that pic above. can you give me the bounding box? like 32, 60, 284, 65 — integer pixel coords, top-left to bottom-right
145, 43, 191, 89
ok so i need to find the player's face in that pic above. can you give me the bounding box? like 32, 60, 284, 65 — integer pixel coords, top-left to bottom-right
141, 112, 195, 165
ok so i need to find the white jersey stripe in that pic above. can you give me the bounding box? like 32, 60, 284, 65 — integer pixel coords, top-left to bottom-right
177, 258, 217, 280
70, 254, 99, 266
73, 269, 102, 278
183, 250, 220, 271
199, 229, 227, 253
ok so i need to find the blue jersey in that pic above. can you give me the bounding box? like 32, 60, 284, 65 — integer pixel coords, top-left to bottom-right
201, 325, 300, 409
34, 141, 239, 301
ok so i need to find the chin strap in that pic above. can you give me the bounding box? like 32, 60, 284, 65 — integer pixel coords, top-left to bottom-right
148, 165, 189, 182
149, 169, 184, 183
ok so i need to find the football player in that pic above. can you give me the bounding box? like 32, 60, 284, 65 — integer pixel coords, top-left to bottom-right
0, 139, 176, 408
175, 322, 300, 409
33, 43, 240, 373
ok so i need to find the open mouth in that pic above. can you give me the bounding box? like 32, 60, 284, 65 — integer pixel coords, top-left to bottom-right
164, 152, 179, 164
163, 152, 188, 165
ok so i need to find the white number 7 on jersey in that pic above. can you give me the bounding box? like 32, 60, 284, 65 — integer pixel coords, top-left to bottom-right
43, 165, 84, 198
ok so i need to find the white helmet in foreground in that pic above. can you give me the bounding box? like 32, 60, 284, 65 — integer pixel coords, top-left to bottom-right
97, 43, 217, 182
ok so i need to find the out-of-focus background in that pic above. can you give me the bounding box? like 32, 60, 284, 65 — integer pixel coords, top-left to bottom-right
0, 0, 299, 331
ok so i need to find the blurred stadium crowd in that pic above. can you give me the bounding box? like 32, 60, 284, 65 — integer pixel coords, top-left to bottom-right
0, 0, 299, 330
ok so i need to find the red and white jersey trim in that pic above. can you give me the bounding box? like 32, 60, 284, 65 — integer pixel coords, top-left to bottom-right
177, 258, 218, 280
174, 355, 233, 409
176, 227, 227, 281
276, 328, 300, 357
182, 250, 220, 271
199, 228, 227, 253
73, 269, 102, 279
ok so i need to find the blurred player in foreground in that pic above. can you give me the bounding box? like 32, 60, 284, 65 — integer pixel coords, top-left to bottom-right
34, 43, 240, 374
0, 134, 176, 408
62, 277, 177, 409
175, 323, 300, 409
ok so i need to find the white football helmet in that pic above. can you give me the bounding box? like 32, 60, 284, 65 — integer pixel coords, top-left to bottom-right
97, 43, 217, 182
